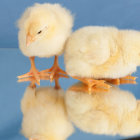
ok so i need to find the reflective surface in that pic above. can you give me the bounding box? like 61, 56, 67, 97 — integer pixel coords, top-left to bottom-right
2, 0, 140, 139
1, 49, 140, 140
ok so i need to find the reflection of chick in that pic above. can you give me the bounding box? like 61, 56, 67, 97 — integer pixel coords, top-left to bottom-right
17, 3, 73, 85
65, 82, 140, 136
21, 86, 74, 140
64, 26, 137, 91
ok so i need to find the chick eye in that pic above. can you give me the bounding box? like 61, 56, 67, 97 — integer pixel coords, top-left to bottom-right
37, 30, 42, 34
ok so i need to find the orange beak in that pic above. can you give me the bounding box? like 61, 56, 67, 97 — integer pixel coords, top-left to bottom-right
26, 33, 35, 47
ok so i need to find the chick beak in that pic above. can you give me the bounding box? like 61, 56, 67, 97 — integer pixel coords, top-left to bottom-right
26, 34, 34, 47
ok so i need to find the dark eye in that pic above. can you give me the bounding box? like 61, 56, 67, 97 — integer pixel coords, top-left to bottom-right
37, 30, 42, 34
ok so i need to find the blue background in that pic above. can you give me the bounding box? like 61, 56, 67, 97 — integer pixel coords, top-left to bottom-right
1, 0, 140, 48
1, 0, 140, 140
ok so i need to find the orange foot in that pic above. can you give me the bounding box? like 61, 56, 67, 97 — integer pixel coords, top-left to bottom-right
19, 72, 68, 90
104, 75, 137, 85
69, 83, 110, 94
40, 56, 68, 82
19, 75, 50, 89
17, 56, 49, 86
72, 76, 111, 94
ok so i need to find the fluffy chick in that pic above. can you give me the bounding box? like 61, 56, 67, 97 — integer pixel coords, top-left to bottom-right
64, 26, 138, 90
17, 3, 73, 85
21, 86, 74, 140
65, 82, 140, 136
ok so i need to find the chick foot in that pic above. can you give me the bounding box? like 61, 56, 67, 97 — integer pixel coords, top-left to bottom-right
19, 75, 50, 89
104, 75, 137, 85
40, 56, 68, 82
72, 76, 111, 94
69, 83, 109, 94
19, 72, 68, 90
18, 57, 41, 85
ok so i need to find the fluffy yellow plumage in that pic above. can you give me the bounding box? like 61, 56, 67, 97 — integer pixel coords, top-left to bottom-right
18, 3, 73, 57
64, 26, 140, 79
21, 86, 74, 140
64, 26, 139, 91
65, 82, 140, 136
17, 3, 74, 86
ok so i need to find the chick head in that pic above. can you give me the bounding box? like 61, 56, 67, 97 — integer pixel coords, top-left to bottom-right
25, 7, 58, 47
18, 3, 73, 57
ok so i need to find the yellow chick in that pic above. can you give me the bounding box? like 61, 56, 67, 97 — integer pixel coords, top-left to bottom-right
65, 82, 140, 136
21, 86, 74, 140
64, 26, 138, 91
17, 3, 73, 86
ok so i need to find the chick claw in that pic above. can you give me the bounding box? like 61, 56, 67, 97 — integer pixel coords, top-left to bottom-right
40, 66, 68, 82
104, 75, 137, 85
40, 55, 68, 83
18, 75, 50, 88
17, 69, 40, 85
69, 84, 109, 94
72, 76, 111, 94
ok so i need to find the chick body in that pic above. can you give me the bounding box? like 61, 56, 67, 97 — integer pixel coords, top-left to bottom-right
64, 26, 140, 79
18, 3, 73, 58
21, 86, 74, 140
65, 83, 140, 136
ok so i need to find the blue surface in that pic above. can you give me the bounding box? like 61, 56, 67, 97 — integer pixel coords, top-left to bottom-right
1, 0, 140, 48
0, 49, 140, 140
1, 0, 140, 140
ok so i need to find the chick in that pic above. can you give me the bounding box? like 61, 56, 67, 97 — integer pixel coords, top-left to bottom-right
64, 26, 138, 92
21, 68, 73, 140
17, 3, 73, 86
21, 86, 74, 140
65, 82, 140, 136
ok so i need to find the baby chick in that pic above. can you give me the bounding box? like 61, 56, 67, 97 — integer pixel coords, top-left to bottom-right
65, 82, 140, 136
21, 86, 74, 140
17, 3, 73, 85
64, 26, 138, 92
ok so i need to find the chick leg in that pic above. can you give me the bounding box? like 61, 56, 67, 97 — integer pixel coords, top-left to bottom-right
104, 75, 137, 85
54, 73, 68, 89
18, 56, 40, 85
72, 76, 111, 94
54, 74, 61, 90
40, 56, 68, 82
